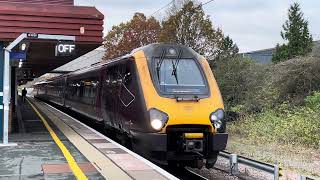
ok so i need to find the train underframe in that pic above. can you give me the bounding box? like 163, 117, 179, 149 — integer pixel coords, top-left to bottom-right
131, 125, 228, 169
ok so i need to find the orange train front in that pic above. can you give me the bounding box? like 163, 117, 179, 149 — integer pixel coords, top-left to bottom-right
34, 43, 228, 168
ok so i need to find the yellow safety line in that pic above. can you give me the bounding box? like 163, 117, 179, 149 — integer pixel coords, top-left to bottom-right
27, 99, 88, 180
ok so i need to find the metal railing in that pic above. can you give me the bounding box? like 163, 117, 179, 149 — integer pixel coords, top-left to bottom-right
219, 151, 317, 180
219, 151, 281, 180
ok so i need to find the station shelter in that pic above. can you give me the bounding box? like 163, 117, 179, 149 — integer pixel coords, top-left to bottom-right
0, 0, 104, 145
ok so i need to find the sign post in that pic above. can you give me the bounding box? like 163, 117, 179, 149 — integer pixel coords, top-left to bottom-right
0, 42, 4, 141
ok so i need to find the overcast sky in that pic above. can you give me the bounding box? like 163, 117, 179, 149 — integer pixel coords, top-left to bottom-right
75, 0, 320, 53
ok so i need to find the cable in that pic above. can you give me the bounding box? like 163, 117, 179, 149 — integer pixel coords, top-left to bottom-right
151, 0, 214, 16
150, 0, 175, 16
193, 0, 215, 10
201, 0, 214, 6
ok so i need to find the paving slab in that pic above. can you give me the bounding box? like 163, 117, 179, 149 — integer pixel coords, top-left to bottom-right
0, 99, 103, 179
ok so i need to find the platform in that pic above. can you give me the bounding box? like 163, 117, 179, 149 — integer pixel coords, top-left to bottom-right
0, 97, 177, 180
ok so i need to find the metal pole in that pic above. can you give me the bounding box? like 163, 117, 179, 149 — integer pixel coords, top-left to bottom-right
229, 154, 238, 175
1, 33, 26, 145
274, 164, 279, 180
2, 50, 10, 144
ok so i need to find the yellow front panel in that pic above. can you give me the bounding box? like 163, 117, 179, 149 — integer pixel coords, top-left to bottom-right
133, 51, 224, 133
184, 133, 204, 139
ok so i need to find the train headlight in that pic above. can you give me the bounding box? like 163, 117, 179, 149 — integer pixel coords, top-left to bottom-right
210, 109, 224, 129
149, 108, 168, 131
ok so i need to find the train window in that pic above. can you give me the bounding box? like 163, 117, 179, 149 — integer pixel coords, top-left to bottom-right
105, 66, 116, 87
154, 58, 209, 95
84, 85, 90, 97
76, 75, 99, 99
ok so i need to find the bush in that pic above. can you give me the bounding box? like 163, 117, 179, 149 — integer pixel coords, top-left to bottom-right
305, 91, 320, 109
213, 57, 273, 112
213, 56, 320, 114
228, 93, 320, 148
213, 56, 253, 108
272, 56, 320, 105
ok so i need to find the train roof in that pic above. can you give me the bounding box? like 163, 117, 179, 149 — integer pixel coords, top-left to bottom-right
41, 43, 201, 82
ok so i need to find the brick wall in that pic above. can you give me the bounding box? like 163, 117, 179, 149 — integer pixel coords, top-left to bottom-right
0, 0, 73, 5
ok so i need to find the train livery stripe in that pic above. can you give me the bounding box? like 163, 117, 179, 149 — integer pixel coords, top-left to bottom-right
27, 99, 88, 180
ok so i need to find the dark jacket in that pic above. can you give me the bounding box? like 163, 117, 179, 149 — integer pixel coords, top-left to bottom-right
22, 89, 27, 97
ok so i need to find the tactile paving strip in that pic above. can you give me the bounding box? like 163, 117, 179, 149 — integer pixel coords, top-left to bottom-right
42, 163, 97, 174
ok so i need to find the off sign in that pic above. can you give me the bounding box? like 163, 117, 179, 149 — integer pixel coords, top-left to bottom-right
55, 42, 76, 57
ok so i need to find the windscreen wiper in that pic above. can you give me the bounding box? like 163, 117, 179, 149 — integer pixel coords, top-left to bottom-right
156, 50, 166, 83
171, 50, 182, 84
171, 59, 180, 84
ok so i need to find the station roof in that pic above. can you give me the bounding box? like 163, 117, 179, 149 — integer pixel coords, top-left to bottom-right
53, 46, 105, 73
31, 47, 105, 85
0, 1, 104, 81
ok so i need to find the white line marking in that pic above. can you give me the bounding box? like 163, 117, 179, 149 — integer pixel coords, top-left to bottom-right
42, 101, 179, 180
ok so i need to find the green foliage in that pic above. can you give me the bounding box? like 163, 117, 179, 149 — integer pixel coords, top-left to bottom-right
216, 55, 320, 113
224, 57, 320, 148
272, 57, 320, 104
213, 56, 268, 111
305, 91, 320, 109
159, 0, 238, 61
214, 56, 278, 112
272, 3, 313, 63
228, 94, 320, 148
272, 44, 289, 63
215, 35, 239, 61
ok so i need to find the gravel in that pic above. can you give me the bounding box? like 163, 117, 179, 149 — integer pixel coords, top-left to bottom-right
191, 156, 275, 180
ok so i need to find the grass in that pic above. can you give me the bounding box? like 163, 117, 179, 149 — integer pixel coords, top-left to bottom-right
226, 92, 320, 177
228, 92, 320, 149
226, 136, 320, 177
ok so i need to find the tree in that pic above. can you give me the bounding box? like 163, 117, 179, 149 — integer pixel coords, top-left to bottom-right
159, 0, 238, 62
215, 34, 239, 61
272, 3, 313, 63
104, 13, 161, 60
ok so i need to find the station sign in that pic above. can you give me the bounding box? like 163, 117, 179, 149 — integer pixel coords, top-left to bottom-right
55, 42, 76, 57
10, 51, 26, 61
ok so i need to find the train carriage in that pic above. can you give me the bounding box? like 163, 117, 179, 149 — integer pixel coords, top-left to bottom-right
34, 43, 228, 168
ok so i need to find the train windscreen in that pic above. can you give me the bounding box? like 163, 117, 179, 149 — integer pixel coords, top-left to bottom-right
155, 58, 208, 95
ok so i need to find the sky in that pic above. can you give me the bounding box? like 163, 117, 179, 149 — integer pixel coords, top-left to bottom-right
75, 0, 320, 53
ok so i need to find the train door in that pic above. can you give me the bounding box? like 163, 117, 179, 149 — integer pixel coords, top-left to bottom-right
95, 69, 104, 121
117, 60, 136, 133
102, 65, 117, 128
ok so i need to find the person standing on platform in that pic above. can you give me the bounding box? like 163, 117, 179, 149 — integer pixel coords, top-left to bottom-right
22, 87, 27, 103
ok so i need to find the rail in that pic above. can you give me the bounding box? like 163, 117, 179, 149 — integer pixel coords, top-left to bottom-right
219, 151, 317, 180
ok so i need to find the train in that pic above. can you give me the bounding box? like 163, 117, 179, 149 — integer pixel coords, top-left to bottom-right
34, 43, 228, 168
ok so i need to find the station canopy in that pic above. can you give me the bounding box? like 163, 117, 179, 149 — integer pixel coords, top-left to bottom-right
0, 0, 104, 81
